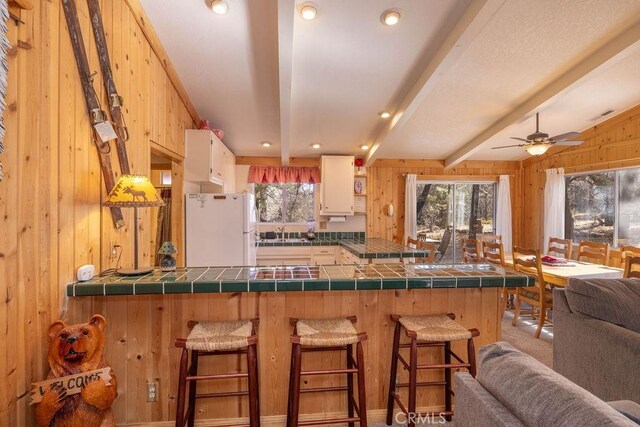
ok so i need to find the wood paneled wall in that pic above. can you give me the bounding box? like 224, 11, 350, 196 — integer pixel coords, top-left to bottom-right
520, 105, 640, 249
0, 1, 195, 425
365, 159, 523, 245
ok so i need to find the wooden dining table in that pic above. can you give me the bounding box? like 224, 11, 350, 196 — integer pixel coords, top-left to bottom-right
504, 256, 623, 287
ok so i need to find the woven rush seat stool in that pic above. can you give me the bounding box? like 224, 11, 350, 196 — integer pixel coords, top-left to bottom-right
175, 319, 260, 427
386, 313, 479, 426
287, 316, 368, 427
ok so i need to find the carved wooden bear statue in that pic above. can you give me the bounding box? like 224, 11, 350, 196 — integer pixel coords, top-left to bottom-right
35, 314, 117, 427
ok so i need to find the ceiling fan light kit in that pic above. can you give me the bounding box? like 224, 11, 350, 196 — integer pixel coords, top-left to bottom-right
492, 112, 583, 156
525, 144, 550, 156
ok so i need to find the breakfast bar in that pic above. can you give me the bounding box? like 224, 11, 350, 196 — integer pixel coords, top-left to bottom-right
65, 263, 533, 424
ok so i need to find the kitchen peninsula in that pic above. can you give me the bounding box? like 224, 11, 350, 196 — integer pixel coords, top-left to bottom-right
65, 262, 532, 423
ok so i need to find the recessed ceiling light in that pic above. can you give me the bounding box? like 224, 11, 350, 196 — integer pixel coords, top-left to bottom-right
261, 142, 271, 147
312, 143, 321, 149
379, 111, 391, 119
381, 9, 400, 26
360, 145, 370, 150
300, 4, 318, 20
210, 0, 229, 15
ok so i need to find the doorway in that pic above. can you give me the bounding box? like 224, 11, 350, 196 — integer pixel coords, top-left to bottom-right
150, 147, 184, 267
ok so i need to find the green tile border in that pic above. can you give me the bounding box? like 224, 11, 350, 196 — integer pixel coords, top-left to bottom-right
66, 263, 535, 297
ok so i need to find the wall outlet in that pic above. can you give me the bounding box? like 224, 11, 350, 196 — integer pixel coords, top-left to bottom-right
110, 244, 118, 260
147, 381, 159, 402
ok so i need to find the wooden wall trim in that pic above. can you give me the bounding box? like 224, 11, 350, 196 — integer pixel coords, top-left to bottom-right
150, 141, 185, 161
123, 0, 200, 125
9, 0, 32, 10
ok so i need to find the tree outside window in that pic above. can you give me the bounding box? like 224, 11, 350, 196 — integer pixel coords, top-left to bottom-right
254, 183, 315, 223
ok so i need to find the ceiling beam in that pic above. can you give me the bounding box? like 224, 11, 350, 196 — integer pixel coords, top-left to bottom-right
277, 0, 295, 165
444, 19, 640, 168
365, 0, 506, 166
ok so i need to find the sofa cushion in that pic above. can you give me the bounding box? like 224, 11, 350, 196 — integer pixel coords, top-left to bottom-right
477, 342, 637, 427
565, 278, 640, 333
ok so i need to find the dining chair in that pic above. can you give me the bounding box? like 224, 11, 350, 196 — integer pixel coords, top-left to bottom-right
610, 245, 640, 267
547, 237, 572, 259
511, 246, 553, 338
461, 238, 480, 263
623, 256, 640, 279
577, 241, 610, 265
434, 227, 452, 262
406, 237, 436, 263
622, 245, 640, 260
482, 242, 513, 317
478, 234, 502, 245
608, 249, 623, 268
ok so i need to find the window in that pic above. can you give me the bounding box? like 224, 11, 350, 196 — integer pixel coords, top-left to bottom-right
566, 168, 640, 246
416, 182, 496, 262
254, 183, 315, 223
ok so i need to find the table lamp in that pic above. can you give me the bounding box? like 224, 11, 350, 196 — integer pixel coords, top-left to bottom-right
104, 174, 165, 275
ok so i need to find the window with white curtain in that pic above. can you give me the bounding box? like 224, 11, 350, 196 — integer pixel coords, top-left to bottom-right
565, 168, 640, 246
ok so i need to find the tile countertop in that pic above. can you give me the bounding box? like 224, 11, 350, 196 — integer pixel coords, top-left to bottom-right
258, 237, 430, 259
67, 263, 534, 297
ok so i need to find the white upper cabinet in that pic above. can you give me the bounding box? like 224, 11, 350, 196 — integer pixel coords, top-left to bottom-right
320, 155, 354, 216
222, 144, 236, 193
185, 129, 234, 189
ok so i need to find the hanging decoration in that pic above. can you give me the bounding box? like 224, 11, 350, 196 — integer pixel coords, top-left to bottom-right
0, 0, 10, 182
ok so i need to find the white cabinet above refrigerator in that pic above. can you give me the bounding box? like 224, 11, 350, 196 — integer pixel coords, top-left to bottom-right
184, 129, 235, 190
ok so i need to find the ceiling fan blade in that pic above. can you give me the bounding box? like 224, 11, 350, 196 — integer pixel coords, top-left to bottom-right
554, 140, 583, 146
510, 137, 529, 142
492, 144, 525, 149
550, 131, 580, 141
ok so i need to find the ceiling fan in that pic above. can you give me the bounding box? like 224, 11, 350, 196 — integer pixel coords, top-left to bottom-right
492, 113, 583, 156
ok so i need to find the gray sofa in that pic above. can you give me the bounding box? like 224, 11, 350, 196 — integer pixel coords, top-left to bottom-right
455, 342, 640, 426
553, 278, 640, 404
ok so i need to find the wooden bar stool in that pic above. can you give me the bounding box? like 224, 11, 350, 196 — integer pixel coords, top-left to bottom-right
287, 316, 368, 427
175, 319, 260, 427
386, 313, 479, 426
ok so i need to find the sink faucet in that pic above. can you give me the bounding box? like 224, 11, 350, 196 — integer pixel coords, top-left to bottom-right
276, 225, 286, 240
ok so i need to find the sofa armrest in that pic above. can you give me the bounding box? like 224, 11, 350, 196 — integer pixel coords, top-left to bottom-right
608, 400, 640, 424
554, 306, 640, 404
454, 372, 524, 427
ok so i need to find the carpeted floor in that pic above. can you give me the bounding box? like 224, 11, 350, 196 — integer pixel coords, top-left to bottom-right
501, 310, 553, 368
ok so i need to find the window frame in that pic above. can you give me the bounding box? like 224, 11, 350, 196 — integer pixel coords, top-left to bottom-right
416, 179, 498, 262
252, 182, 317, 225
565, 166, 640, 247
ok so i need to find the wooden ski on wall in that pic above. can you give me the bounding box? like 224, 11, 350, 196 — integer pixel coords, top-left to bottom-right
87, 0, 130, 175
61, 0, 124, 228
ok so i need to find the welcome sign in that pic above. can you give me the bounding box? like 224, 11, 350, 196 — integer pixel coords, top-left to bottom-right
30, 367, 113, 404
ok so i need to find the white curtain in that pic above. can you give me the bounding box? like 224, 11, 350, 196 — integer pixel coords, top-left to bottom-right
404, 174, 417, 242
544, 168, 565, 251
496, 175, 512, 253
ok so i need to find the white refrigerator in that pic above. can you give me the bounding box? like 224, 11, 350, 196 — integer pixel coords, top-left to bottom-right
185, 193, 257, 267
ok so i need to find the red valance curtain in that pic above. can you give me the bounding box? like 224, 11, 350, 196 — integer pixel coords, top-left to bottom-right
247, 166, 321, 184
